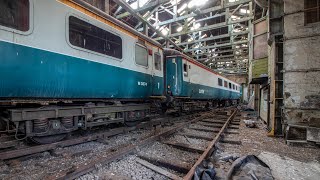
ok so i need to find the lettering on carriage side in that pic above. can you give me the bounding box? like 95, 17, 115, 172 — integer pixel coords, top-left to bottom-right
199, 89, 205, 94
138, 81, 148, 86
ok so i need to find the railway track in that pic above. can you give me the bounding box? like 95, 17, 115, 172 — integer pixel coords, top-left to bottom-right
0, 108, 241, 179
43, 108, 240, 180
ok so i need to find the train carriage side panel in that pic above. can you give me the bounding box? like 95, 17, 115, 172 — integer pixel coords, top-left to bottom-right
0, 0, 164, 100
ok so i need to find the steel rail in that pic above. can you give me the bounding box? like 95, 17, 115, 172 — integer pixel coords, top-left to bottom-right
183, 109, 238, 180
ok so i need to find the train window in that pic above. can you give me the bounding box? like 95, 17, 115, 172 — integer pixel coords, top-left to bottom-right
218, 78, 223, 86
236, 86, 238, 90
135, 44, 148, 67
154, 53, 161, 71
183, 63, 188, 76
224, 81, 228, 88
0, 0, 29, 31
69, 16, 122, 59
233, 84, 235, 90
229, 83, 232, 89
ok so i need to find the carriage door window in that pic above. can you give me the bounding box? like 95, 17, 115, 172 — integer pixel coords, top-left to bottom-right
0, 0, 29, 31
183, 63, 188, 76
135, 44, 148, 67
218, 78, 223, 86
154, 53, 161, 71
224, 81, 228, 88
229, 83, 232, 89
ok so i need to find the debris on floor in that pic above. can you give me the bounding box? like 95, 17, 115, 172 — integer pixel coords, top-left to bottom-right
258, 151, 320, 180
243, 120, 257, 128
226, 155, 273, 180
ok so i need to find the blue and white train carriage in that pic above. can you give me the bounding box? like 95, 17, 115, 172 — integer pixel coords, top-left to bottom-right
164, 49, 241, 108
0, 0, 240, 143
0, 0, 164, 100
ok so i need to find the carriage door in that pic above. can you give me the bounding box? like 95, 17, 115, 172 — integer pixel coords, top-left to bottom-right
152, 52, 162, 95
182, 59, 191, 97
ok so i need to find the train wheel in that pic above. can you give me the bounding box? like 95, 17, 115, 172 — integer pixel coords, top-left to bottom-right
29, 134, 67, 144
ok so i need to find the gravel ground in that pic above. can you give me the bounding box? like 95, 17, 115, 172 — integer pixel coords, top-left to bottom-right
0, 129, 155, 180
78, 155, 167, 180
140, 142, 200, 165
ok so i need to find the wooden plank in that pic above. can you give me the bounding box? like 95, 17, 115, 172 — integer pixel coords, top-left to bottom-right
188, 127, 220, 133
200, 119, 226, 124
228, 125, 240, 129
196, 122, 223, 128
136, 158, 182, 180
138, 155, 191, 173
163, 142, 204, 154
221, 138, 242, 145
225, 130, 240, 134
176, 133, 213, 141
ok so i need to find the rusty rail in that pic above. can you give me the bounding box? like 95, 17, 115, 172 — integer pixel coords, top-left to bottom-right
183, 109, 238, 180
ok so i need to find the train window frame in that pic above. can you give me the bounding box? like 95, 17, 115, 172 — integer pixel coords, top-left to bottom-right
233, 84, 235, 90
0, 0, 33, 35
135, 43, 149, 68
218, 78, 223, 86
154, 52, 161, 71
229, 83, 232, 89
67, 15, 123, 61
224, 81, 228, 88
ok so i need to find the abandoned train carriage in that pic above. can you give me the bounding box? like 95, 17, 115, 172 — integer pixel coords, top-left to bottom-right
0, 0, 165, 143
0, 0, 165, 99
164, 49, 241, 104
0, 0, 240, 144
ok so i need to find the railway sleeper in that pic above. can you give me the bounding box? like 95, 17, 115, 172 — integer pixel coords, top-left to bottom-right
138, 154, 191, 174
162, 141, 205, 154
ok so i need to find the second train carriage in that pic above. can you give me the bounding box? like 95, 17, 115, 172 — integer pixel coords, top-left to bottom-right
164, 49, 240, 109
0, 0, 240, 143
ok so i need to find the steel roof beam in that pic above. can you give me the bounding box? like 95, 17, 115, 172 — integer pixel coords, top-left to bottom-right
155, 0, 251, 26
113, 0, 183, 51
116, 0, 171, 19
154, 17, 252, 40
193, 48, 248, 57
184, 40, 248, 52
177, 31, 249, 46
